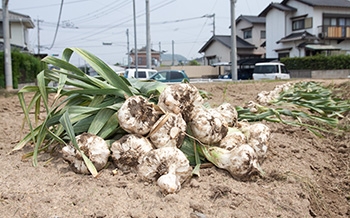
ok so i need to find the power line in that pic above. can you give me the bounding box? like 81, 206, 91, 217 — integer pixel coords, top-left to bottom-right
48, 0, 64, 50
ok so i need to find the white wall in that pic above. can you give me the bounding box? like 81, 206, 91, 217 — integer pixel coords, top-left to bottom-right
266, 9, 286, 58
205, 40, 231, 63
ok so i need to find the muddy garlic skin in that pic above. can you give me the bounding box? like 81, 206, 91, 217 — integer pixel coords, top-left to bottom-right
219, 127, 246, 151
62, 133, 110, 174
215, 103, 238, 127
110, 134, 154, 173
118, 95, 162, 135
157, 83, 204, 122
189, 107, 228, 144
149, 112, 187, 148
240, 123, 270, 163
256, 82, 292, 105
138, 147, 192, 194
201, 144, 262, 180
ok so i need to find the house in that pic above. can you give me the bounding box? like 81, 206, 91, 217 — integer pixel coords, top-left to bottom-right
198, 35, 256, 66
0, 9, 35, 51
235, 15, 266, 58
259, 0, 350, 58
128, 46, 161, 68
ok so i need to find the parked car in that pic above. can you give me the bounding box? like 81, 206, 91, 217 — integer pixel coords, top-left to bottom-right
252, 62, 290, 80
149, 70, 189, 83
124, 68, 158, 80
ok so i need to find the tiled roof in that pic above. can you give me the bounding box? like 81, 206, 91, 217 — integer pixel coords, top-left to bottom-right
236, 15, 265, 24
277, 30, 318, 43
282, 0, 350, 8
259, 3, 297, 17
198, 35, 255, 53
0, 9, 35, 28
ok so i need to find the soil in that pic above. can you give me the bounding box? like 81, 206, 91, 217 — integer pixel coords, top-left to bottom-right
0, 79, 349, 218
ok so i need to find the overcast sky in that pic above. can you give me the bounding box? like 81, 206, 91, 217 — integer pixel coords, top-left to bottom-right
9, 0, 272, 66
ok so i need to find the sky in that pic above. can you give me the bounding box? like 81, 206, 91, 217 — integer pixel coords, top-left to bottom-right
9, 0, 273, 66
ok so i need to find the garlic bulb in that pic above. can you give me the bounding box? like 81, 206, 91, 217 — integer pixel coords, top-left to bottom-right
138, 147, 192, 194
201, 144, 262, 180
62, 133, 110, 174
110, 134, 154, 173
157, 83, 204, 122
215, 102, 238, 127
148, 112, 187, 148
189, 107, 228, 144
256, 82, 292, 104
219, 127, 246, 151
118, 95, 162, 135
240, 123, 270, 162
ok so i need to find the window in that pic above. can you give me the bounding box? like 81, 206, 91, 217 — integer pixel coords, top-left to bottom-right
260, 30, 266, 39
292, 17, 312, 31
243, 29, 252, 39
136, 71, 146, 78
292, 19, 304, 30
170, 71, 183, 80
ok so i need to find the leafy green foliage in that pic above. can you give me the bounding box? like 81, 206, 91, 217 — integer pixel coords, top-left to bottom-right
281, 54, 350, 70
237, 81, 350, 136
15, 48, 166, 173
0, 50, 46, 88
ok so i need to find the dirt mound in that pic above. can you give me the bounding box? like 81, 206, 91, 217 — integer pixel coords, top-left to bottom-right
0, 79, 349, 218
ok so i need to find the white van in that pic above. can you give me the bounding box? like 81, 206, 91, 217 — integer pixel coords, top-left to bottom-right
253, 62, 290, 80
124, 68, 158, 80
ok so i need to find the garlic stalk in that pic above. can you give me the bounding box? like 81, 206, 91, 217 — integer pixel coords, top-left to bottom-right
200, 144, 263, 180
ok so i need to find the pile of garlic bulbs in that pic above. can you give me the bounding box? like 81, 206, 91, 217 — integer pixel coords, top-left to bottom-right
62, 83, 271, 194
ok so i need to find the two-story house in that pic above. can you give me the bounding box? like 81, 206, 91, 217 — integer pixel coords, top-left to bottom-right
0, 9, 35, 51
129, 46, 161, 68
235, 15, 266, 58
259, 0, 350, 58
198, 15, 267, 66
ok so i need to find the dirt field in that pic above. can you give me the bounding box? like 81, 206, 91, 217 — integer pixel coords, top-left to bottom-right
0, 79, 349, 218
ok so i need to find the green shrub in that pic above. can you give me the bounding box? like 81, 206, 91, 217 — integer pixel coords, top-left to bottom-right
0, 50, 47, 89
281, 54, 350, 70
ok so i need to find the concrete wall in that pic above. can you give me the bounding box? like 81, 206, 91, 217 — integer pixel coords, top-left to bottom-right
311, 69, 350, 79
290, 69, 350, 79
156, 66, 218, 78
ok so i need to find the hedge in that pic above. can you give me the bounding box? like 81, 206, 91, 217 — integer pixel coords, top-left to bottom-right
281, 54, 350, 70
0, 50, 47, 89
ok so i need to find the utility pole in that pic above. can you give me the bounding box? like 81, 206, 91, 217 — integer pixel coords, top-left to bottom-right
204, 14, 215, 36
132, 0, 138, 76
145, 0, 151, 68
35, 18, 43, 54
171, 40, 174, 66
230, 0, 238, 81
2, 0, 12, 90
126, 29, 130, 69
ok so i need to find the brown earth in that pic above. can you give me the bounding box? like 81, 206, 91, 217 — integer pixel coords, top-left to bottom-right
0, 79, 349, 218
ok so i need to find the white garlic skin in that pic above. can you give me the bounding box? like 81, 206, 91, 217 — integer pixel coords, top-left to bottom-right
149, 113, 187, 148
110, 134, 154, 173
157, 83, 203, 122
118, 95, 162, 135
62, 133, 110, 174
189, 107, 228, 144
138, 147, 192, 194
215, 102, 238, 127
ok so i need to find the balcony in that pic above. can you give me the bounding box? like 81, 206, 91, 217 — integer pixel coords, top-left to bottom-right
318, 25, 350, 39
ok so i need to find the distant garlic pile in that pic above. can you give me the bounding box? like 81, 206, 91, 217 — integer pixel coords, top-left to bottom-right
62, 83, 271, 194
256, 82, 292, 104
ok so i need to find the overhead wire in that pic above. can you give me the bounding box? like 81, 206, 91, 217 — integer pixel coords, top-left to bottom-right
48, 0, 65, 49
